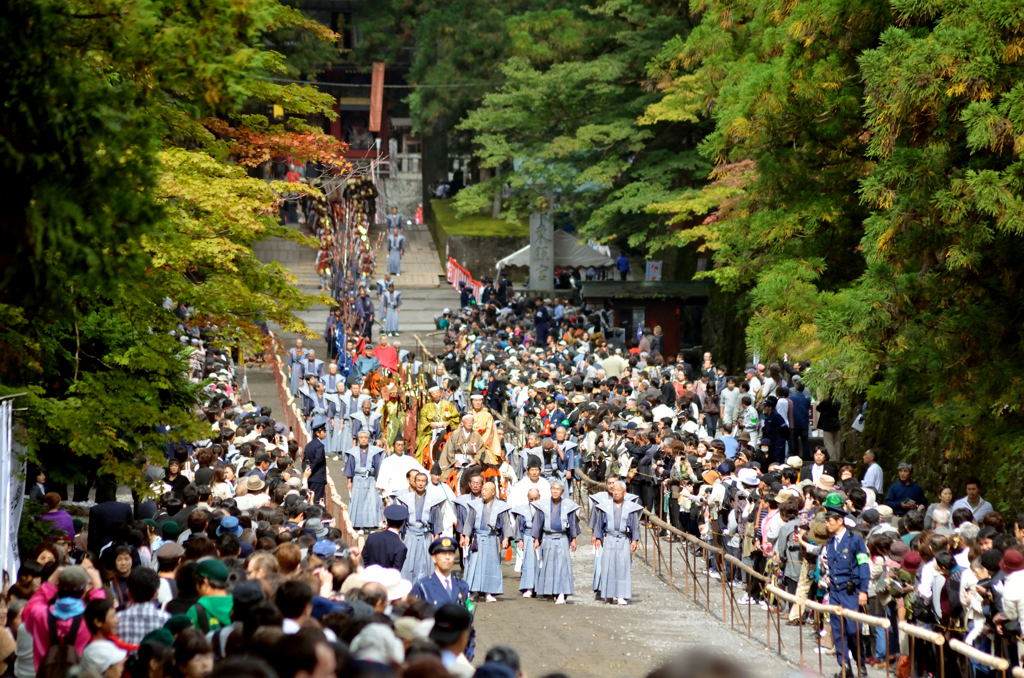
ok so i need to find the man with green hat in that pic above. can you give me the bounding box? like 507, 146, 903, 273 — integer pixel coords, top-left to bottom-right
186, 560, 232, 632
154, 521, 181, 550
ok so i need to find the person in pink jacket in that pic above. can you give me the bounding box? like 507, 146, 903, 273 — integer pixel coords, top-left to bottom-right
24, 560, 106, 670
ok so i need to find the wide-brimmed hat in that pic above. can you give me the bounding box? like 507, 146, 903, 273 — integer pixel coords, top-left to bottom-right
244, 475, 266, 492
701, 470, 720, 485
359, 565, 412, 601
815, 475, 836, 491
737, 467, 760, 487
786, 456, 802, 469
216, 515, 242, 537
775, 488, 800, 503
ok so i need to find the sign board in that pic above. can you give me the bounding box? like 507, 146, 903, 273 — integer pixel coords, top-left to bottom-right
645, 260, 663, 281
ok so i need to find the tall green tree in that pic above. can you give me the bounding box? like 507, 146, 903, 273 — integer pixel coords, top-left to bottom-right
454, 0, 705, 249
823, 0, 1024, 502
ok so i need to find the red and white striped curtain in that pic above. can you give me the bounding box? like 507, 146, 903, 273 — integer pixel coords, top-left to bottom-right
446, 258, 484, 303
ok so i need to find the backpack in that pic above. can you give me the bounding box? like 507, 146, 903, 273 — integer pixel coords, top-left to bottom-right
38, 611, 83, 678
940, 565, 964, 623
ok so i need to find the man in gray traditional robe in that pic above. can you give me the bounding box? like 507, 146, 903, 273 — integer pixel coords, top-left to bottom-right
394, 472, 446, 583
592, 480, 643, 606
510, 488, 541, 598
288, 339, 306, 395
462, 482, 511, 602
386, 228, 405, 275
531, 480, 580, 604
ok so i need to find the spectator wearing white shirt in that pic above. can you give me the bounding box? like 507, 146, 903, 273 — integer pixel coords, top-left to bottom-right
861, 449, 884, 494
951, 478, 993, 522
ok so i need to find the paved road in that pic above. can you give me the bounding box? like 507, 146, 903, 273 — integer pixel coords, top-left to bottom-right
471, 530, 794, 678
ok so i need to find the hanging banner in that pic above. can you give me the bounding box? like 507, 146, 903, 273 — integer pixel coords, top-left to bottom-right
369, 62, 386, 132
644, 260, 663, 281
0, 399, 23, 585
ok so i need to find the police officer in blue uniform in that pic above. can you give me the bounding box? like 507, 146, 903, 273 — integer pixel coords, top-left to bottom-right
304, 420, 329, 503
413, 536, 476, 661
823, 501, 870, 677
361, 504, 409, 570
411, 536, 471, 608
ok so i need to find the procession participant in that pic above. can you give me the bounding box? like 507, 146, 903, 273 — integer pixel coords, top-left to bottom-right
395, 472, 447, 583
510, 488, 541, 598
296, 373, 319, 413
382, 283, 402, 337
451, 473, 484, 569
538, 437, 569, 483
338, 381, 364, 450
378, 382, 404, 447
411, 537, 471, 609
361, 504, 408, 571
416, 385, 461, 468
355, 286, 375, 340
376, 272, 394, 299
532, 480, 580, 604
593, 480, 643, 606
288, 339, 306, 395
351, 398, 382, 442
552, 426, 579, 492
463, 483, 512, 602
376, 438, 428, 499
385, 206, 404, 232
822, 499, 870, 677
344, 430, 385, 531
430, 463, 459, 537
470, 394, 502, 464
386, 227, 405, 276
302, 381, 334, 436
587, 474, 639, 596
303, 421, 329, 504
352, 342, 380, 383
324, 307, 343, 361
439, 415, 486, 480
507, 457, 550, 507
373, 336, 400, 374
299, 349, 324, 387
321, 363, 347, 457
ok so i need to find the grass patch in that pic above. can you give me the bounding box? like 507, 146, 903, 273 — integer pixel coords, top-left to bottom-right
431, 199, 528, 237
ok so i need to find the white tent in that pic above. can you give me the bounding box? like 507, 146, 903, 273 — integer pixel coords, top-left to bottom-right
496, 230, 616, 270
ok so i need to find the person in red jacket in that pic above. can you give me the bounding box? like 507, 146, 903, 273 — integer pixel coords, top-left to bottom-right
24, 560, 106, 670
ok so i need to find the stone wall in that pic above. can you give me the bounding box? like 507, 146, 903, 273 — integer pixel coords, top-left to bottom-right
445, 234, 529, 279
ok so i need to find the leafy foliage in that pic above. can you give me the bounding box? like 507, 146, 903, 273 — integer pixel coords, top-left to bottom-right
454, 0, 707, 247
0, 0, 341, 490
